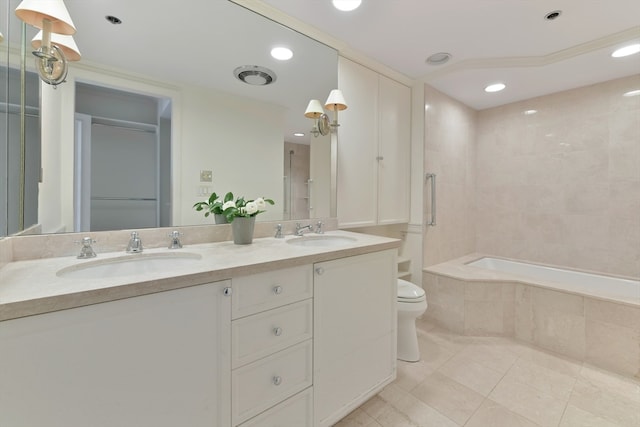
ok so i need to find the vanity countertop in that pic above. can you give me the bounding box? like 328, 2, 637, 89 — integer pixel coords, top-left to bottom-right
0, 231, 400, 321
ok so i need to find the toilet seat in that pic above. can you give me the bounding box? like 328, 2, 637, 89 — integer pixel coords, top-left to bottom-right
397, 279, 426, 303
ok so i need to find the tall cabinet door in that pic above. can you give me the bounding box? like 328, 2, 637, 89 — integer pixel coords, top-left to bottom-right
337, 57, 411, 228
313, 250, 397, 427
377, 75, 411, 224
337, 57, 379, 228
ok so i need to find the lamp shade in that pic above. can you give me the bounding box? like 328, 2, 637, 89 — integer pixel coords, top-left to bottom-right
325, 89, 347, 111
304, 99, 324, 118
15, 0, 76, 35
0, 32, 4, 43
32, 30, 81, 61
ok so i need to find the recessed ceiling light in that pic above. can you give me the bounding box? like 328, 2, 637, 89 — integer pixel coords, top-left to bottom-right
544, 10, 562, 21
524, 109, 538, 115
271, 47, 293, 61
426, 52, 451, 65
484, 83, 506, 93
623, 89, 640, 97
105, 15, 122, 25
332, 0, 362, 12
611, 44, 640, 58
294, 133, 305, 137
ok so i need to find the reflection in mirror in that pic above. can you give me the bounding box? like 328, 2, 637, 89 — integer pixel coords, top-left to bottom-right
3, 0, 338, 235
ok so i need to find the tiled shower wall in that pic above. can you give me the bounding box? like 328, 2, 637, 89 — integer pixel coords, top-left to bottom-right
476, 75, 640, 277
423, 86, 477, 267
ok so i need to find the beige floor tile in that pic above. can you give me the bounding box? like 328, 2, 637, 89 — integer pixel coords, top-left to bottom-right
438, 354, 505, 396
503, 359, 577, 400
569, 379, 640, 426
394, 393, 459, 427
360, 395, 391, 420
579, 364, 640, 405
489, 375, 567, 427
333, 408, 380, 427
444, 342, 518, 374
465, 399, 541, 427
394, 359, 436, 392
517, 344, 583, 377
411, 371, 484, 425
559, 405, 624, 427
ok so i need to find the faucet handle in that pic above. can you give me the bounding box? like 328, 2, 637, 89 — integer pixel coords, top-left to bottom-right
75, 236, 96, 246
315, 221, 324, 234
127, 231, 143, 253
75, 237, 97, 259
274, 224, 283, 239
168, 230, 183, 249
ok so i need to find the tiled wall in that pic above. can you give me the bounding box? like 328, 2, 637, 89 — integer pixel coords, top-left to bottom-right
423, 86, 477, 267
476, 75, 640, 277
423, 271, 640, 379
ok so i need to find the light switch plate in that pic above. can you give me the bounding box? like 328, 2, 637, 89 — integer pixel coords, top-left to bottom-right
200, 170, 213, 182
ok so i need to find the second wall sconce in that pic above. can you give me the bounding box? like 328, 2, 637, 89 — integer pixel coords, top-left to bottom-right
304, 89, 348, 137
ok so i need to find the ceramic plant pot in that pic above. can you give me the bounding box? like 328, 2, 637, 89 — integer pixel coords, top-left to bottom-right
214, 214, 228, 224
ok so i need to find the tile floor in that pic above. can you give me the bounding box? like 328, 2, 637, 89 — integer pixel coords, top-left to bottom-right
334, 319, 640, 427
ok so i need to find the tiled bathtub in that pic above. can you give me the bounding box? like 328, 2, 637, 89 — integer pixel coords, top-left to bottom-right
423, 254, 640, 379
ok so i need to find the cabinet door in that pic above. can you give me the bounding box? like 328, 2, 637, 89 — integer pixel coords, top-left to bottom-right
377, 75, 411, 224
313, 250, 397, 427
337, 57, 379, 228
0, 282, 232, 427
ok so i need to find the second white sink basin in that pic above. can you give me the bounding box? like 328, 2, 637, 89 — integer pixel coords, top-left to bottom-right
286, 235, 357, 248
57, 252, 203, 279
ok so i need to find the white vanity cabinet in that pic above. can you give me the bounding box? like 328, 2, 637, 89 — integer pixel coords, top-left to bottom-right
231, 264, 314, 426
313, 249, 397, 427
337, 56, 411, 228
0, 281, 232, 427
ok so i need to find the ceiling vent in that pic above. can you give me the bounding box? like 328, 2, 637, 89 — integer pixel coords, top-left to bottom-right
233, 65, 277, 86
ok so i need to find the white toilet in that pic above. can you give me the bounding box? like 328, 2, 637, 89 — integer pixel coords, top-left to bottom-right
397, 279, 427, 362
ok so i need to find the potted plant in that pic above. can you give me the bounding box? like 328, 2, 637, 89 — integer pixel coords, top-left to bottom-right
193, 192, 234, 224
222, 194, 275, 244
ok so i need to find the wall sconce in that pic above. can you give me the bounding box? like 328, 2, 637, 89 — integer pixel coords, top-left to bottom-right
304, 89, 348, 137
15, 0, 79, 87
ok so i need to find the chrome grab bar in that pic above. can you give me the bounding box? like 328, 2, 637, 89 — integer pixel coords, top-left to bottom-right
425, 173, 436, 226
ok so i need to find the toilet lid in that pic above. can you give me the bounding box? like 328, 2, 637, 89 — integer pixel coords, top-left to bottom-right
397, 279, 426, 300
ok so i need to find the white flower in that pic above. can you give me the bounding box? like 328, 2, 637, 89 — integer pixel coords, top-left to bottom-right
244, 201, 258, 215
255, 197, 266, 210
222, 200, 236, 210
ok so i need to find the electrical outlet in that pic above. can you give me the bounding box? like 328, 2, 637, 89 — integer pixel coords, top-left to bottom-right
200, 170, 213, 182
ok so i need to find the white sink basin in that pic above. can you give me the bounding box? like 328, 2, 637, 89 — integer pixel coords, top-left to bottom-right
286, 235, 357, 248
57, 252, 203, 279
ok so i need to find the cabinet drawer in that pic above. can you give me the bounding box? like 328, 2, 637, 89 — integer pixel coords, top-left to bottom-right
232, 299, 312, 368
238, 387, 313, 427
232, 265, 312, 319
232, 340, 312, 425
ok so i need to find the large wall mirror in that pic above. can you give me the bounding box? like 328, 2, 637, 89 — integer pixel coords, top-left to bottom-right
1, 0, 338, 236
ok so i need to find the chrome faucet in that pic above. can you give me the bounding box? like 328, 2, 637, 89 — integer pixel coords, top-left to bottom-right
315, 220, 324, 234
126, 231, 143, 253
76, 237, 97, 259
274, 224, 284, 239
168, 230, 183, 249
295, 223, 313, 236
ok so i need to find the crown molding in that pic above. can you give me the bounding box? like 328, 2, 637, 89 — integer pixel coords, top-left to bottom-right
419, 26, 640, 82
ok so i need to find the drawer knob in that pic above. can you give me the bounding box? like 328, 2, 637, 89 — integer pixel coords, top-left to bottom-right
315, 267, 324, 275
273, 285, 283, 295
273, 376, 282, 386
273, 327, 283, 336
223, 287, 232, 296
